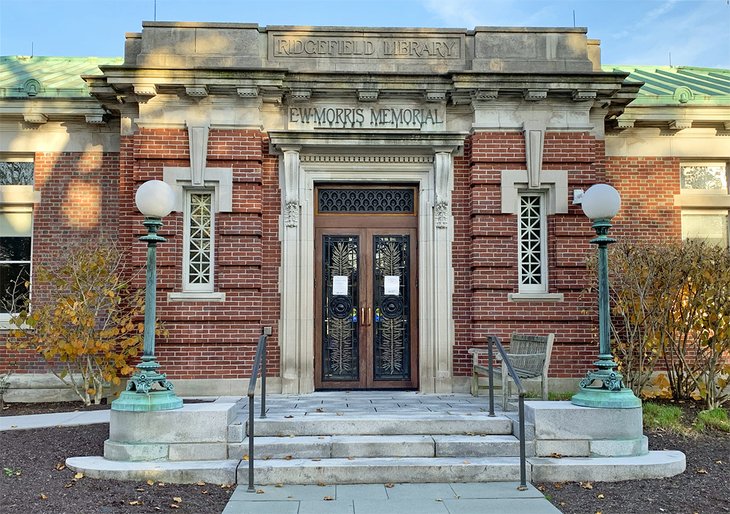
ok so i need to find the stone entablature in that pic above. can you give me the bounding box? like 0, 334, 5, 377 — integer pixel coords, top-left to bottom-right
125, 23, 593, 74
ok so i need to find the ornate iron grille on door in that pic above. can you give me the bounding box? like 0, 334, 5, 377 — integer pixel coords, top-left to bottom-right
318, 188, 414, 213
373, 235, 410, 380
322, 236, 360, 381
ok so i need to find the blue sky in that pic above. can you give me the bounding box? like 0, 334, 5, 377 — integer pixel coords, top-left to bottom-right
0, 0, 728, 67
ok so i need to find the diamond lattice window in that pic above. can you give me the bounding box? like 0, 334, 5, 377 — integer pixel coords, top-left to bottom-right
185, 191, 214, 291
518, 194, 547, 292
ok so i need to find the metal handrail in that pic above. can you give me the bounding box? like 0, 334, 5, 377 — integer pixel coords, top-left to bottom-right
485, 334, 528, 490
246, 330, 269, 493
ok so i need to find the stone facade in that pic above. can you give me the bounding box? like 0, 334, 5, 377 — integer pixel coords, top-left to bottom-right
1, 23, 728, 398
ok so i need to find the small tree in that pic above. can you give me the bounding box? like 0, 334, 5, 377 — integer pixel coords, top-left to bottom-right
6, 244, 149, 405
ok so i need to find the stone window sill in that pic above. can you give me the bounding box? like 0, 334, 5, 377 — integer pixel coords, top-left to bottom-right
167, 292, 226, 302
508, 293, 564, 302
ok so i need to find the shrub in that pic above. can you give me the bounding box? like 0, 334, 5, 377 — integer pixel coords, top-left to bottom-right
6, 244, 148, 405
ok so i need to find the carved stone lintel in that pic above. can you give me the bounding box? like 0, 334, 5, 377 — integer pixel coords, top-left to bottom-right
187, 123, 210, 186
523, 122, 545, 189
284, 201, 299, 227
434, 201, 449, 229
237, 86, 259, 98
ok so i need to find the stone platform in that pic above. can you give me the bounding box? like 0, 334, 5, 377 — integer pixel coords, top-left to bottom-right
66, 392, 686, 485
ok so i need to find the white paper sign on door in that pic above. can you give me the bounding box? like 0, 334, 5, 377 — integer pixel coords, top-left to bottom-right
384, 275, 400, 295
332, 275, 348, 296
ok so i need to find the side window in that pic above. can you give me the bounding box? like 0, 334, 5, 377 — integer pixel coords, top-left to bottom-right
0, 159, 35, 321
183, 190, 215, 292
679, 163, 729, 248
518, 192, 547, 293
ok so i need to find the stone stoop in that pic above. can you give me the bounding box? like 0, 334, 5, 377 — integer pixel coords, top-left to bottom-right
233, 414, 531, 485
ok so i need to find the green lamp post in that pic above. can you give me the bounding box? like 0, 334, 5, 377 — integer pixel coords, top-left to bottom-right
571, 184, 641, 409
112, 180, 183, 412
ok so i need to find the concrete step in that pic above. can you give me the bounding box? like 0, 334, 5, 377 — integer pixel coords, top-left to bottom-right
248, 414, 513, 437
229, 434, 531, 460
237, 456, 526, 485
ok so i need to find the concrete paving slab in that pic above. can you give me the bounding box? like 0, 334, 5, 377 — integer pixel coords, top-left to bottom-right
353, 498, 450, 514
0, 410, 110, 430
230, 484, 337, 501
443, 498, 562, 514
334, 484, 389, 501
384, 482, 457, 500
298, 500, 355, 514
449, 482, 545, 499
222, 500, 299, 514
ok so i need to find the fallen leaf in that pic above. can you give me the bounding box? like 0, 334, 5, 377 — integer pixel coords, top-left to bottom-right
172, 497, 182, 503
73, 472, 84, 480
553, 483, 564, 490
696, 468, 708, 474
64, 482, 74, 489
146, 480, 155, 486
39, 493, 48, 500
317, 482, 327, 487
336, 412, 343, 416
54, 463, 66, 471
315, 408, 324, 412
242, 455, 249, 461
312, 458, 321, 462
550, 453, 563, 459
715, 460, 723, 465
256, 489, 265, 494
323, 496, 334, 501
129, 500, 140, 505
135, 487, 145, 492
196, 481, 206, 486
158, 482, 166, 487
284, 455, 293, 460
597, 493, 605, 499
537, 485, 546, 492
385, 483, 395, 488
347, 457, 355, 461
462, 460, 470, 464
275, 483, 284, 488
580, 482, 594, 490
169, 504, 179, 509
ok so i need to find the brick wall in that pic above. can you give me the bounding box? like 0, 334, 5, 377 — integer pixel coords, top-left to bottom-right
458, 131, 605, 379
125, 129, 280, 380
1, 151, 120, 372
606, 157, 681, 242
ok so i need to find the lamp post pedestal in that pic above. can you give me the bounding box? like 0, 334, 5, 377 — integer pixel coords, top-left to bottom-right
112, 216, 182, 412
571, 218, 641, 410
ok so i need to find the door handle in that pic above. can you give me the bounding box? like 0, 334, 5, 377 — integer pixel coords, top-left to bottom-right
367, 307, 372, 326
361, 307, 366, 326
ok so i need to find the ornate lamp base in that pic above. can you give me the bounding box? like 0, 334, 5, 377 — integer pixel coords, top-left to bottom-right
112, 389, 183, 412
571, 370, 641, 409
111, 365, 183, 412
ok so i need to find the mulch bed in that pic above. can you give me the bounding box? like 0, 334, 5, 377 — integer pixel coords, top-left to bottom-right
1, 400, 728, 513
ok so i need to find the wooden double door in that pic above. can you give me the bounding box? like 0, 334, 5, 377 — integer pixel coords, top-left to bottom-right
314, 188, 418, 389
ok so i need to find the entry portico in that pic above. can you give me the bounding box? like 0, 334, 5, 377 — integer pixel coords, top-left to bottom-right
77, 22, 637, 395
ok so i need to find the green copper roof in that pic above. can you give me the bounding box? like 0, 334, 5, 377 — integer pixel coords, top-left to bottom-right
603, 65, 730, 106
0, 56, 123, 99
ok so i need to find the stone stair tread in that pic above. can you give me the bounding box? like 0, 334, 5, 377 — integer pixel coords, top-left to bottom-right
251, 416, 513, 436
240, 456, 525, 484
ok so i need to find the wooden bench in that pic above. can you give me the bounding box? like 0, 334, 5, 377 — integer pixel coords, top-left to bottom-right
469, 333, 555, 410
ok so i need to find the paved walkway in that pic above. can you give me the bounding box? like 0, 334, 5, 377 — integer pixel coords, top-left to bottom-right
222, 482, 561, 514
0, 395, 563, 513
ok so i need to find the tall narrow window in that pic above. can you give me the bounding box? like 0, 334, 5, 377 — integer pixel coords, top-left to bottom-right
184, 190, 215, 292
518, 193, 547, 293
0, 159, 34, 322
0, 209, 32, 319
